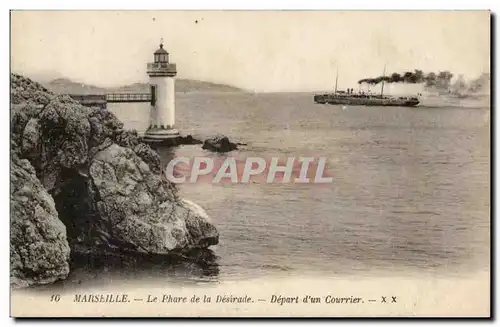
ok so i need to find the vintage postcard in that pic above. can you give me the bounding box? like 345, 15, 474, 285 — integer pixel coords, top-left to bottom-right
9, 10, 491, 317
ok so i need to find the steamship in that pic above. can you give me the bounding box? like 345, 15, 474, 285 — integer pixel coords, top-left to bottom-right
314, 67, 420, 107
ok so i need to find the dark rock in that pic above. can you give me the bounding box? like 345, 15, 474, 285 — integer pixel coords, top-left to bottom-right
85, 144, 218, 254
11, 74, 52, 106
133, 143, 162, 175
10, 153, 70, 289
202, 135, 238, 153
88, 108, 124, 148
182, 135, 203, 145
115, 129, 140, 148
142, 134, 203, 147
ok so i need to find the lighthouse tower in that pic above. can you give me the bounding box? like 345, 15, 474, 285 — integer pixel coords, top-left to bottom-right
144, 40, 179, 141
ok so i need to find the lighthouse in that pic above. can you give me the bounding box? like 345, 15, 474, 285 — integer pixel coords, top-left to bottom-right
144, 40, 179, 141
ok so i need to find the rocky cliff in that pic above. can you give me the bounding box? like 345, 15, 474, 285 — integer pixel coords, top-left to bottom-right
10, 74, 219, 288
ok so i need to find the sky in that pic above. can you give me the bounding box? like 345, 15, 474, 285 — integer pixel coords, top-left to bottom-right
11, 11, 491, 92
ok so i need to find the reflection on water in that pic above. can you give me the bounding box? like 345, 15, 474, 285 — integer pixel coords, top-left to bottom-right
36, 248, 221, 292
61, 92, 489, 288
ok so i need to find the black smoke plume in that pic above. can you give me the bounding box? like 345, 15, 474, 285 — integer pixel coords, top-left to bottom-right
358, 69, 454, 89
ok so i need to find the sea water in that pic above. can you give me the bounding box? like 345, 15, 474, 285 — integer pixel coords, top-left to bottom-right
57, 92, 490, 287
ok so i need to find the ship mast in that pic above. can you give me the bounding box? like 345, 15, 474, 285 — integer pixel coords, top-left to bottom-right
334, 68, 339, 94
380, 64, 387, 97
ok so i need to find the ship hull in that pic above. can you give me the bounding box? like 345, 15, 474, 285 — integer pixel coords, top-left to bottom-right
314, 94, 419, 107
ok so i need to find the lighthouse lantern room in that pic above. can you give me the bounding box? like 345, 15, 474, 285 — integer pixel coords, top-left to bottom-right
144, 40, 179, 141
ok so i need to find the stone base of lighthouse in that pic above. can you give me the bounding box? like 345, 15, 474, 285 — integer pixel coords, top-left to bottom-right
143, 126, 180, 143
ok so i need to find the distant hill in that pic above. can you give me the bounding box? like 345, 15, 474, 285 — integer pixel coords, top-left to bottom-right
44, 78, 108, 95
39, 77, 244, 95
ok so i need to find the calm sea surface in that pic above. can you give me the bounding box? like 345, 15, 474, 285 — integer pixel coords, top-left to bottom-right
58, 92, 490, 288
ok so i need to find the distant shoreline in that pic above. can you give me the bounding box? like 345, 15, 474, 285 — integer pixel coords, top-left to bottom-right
24, 76, 246, 95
